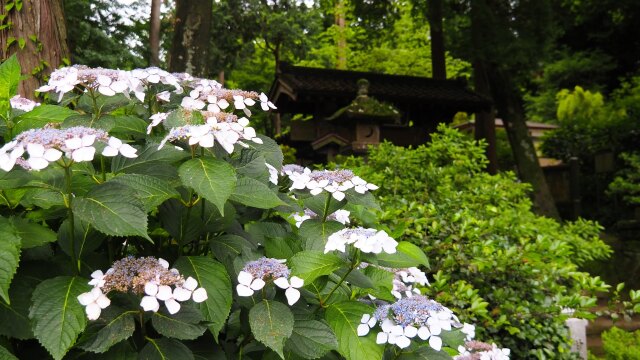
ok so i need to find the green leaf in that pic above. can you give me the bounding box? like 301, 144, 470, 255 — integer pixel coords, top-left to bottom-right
0, 218, 21, 304
345, 191, 381, 211
376, 242, 429, 268
249, 300, 294, 359
298, 220, 344, 251
107, 115, 148, 138
245, 221, 288, 246
397, 346, 453, 360
440, 329, 466, 349
325, 301, 383, 360
29, 276, 91, 360
209, 234, 255, 261
158, 199, 203, 245
178, 158, 236, 215
230, 176, 284, 209
264, 235, 302, 260
0, 55, 20, 101
72, 182, 149, 239
173, 257, 232, 339
251, 135, 283, 167
303, 192, 346, 219
9, 217, 56, 249
290, 251, 344, 283
111, 143, 188, 180
0, 273, 37, 339
138, 337, 194, 360
285, 320, 338, 359
110, 174, 179, 211
151, 305, 207, 340
58, 217, 106, 260
0, 344, 17, 360
78, 341, 137, 360
76, 307, 136, 353
0, 169, 33, 189
13, 105, 75, 134
232, 149, 269, 180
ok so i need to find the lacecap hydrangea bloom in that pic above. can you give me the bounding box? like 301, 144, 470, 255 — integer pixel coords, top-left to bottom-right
454, 340, 511, 360
10, 95, 40, 112
77, 257, 207, 320
285, 167, 379, 201
359, 295, 472, 351
0, 126, 137, 171
325, 227, 398, 254
236, 257, 304, 306
292, 208, 350, 227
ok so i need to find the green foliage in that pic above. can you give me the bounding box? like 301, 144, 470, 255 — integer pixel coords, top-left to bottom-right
608, 152, 640, 206
596, 327, 640, 360
337, 125, 612, 358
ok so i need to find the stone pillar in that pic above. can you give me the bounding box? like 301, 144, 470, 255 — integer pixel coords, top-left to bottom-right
566, 318, 588, 359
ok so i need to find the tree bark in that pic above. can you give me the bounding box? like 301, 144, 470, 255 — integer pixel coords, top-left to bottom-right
0, 0, 69, 99
149, 0, 161, 66
335, 0, 347, 70
472, 60, 498, 174
169, 0, 212, 77
427, 0, 446, 79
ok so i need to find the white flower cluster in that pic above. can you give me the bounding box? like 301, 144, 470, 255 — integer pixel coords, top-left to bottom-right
37, 66, 183, 102
292, 208, 350, 227
454, 341, 511, 360
10, 95, 40, 112
285, 167, 378, 201
0, 126, 137, 172
392, 267, 430, 299
77, 257, 207, 320
157, 116, 262, 153
325, 227, 398, 254
236, 257, 304, 306
359, 295, 468, 351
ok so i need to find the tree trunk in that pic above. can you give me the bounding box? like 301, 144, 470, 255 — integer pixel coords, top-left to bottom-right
169, 0, 212, 77
427, 0, 446, 79
149, 0, 161, 66
0, 0, 69, 99
472, 60, 498, 174
335, 0, 347, 70
486, 65, 560, 220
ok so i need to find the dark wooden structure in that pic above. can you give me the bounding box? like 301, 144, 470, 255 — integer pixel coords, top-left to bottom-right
268, 63, 491, 163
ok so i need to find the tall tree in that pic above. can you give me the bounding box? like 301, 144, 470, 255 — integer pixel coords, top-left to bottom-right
427, 0, 446, 79
169, 0, 212, 76
149, 0, 161, 66
0, 0, 69, 98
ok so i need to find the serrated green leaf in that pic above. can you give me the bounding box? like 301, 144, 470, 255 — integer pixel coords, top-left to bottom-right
0, 344, 17, 360
264, 234, 302, 260
290, 251, 344, 284
345, 191, 381, 211
173, 257, 232, 339
0, 218, 21, 304
249, 300, 294, 359
151, 305, 207, 340
298, 220, 344, 251
29, 276, 91, 360
251, 135, 283, 167
178, 158, 236, 215
158, 199, 204, 245
76, 307, 136, 353
209, 234, 255, 261
111, 143, 188, 180
58, 216, 106, 260
325, 301, 383, 360
108, 115, 148, 138
0, 55, 20, 102
77, 93, 131, 115
139, 337, 194, 360
78, 341, 137, 360
0, 273, 36, 339
285, 320, 338, 359
9, 217, 56, 249
230, 176, 284, 209
303, 192, 346, 219
110, 174, 179, 211
439, 329, 466, 349
245, 221, 288, 246
397, 346, 453, 360
13, 105, 76, 134
72, 182, 149, 239
0, 169, 32, 189
232, 149, 269, 180
376, 242, 429, 268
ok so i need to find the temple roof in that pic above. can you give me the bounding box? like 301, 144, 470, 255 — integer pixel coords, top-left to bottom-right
269, 62, 491, 116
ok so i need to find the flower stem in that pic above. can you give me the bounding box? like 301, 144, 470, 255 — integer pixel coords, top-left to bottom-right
63, 163, 80, 274
320, 258, 359, 307
322, 193, 332, 222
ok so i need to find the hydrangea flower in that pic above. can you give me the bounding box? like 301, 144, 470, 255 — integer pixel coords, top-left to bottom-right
77, 257, 207, 319
292, 208, 350, 228
361, 295, 463, 351
283, 168, 378, 201
325, 227, 398, 254
236, 257, 304, 305
10, 95, 40, 112
454, 341, 511, 360
392, 267, 430, 299
0, 126, 136, 172
259, 92, 277, 111
266, 163, 279, 185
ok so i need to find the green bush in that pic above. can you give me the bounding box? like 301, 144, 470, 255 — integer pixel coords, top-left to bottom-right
338, 125, 612, 359
598, 327, 640, 360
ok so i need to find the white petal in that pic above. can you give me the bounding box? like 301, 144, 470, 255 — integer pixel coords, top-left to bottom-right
77, 292, 96, 306
156, 285, 173, 301
110, 81, 128, 93
119, 146, 137, 159
165, 298, 181, 314
332, 191, 345, 201
173, 287, 192, 302
250, 278, 266, 291
97, 75, 112, 86
361, 314, 371, 324
28, 157, 48, 170
310, 188, 323, 196
183, 277, 198, 291
238, 271, 254, 286
90, 270, 104, 279
44, 148, 62, 161
261, 102, 269, 111
417, 326, 431, 340
72, 147, 95, 162
98, 86, 116, 96
27, 143, 45, 157
144, 282, 159, 296
236, 284, 254, 297
285, 287, 301, 305
238, 117, 250, 127
396, 335, 411, 349
158, 258, 170, 269
289, 276, 304, 288
85, 303, 102, 320
367, 317, 377, 328
273, 277, 290, 289
198, 134, 215, 148
244, 98, 256, 106
102, 146, 119, 157
357, 323, 370, 336
218, 99, 229, 109
96, 295, 111, 309
404, 326, 418, 338
82, 135, 96, 147
376, 332, 388, 344
192, 288, 208, 302
391, 325, 404, 336
108, 137, 123, 148
429, 336, 442, 351
140, 296, 160, 312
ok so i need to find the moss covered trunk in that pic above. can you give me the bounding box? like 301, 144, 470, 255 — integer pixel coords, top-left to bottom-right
169, 0, 212, 77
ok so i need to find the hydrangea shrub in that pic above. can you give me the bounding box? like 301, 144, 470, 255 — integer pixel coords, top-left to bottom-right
0, 55, 505, 359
